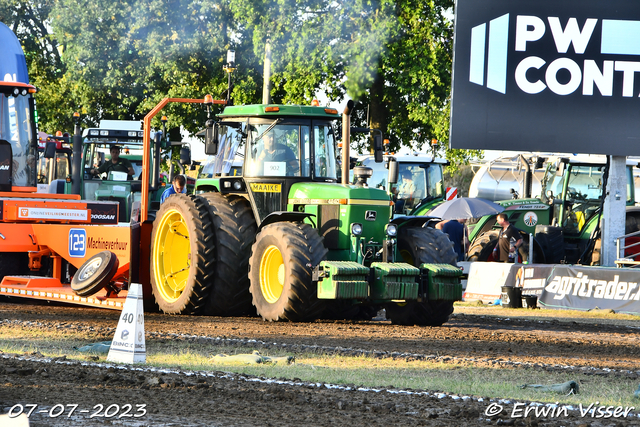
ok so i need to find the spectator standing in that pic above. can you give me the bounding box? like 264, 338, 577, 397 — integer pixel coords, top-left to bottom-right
438, 219, 469, 261
160, 174, 187, 203
493, 213, 523, 262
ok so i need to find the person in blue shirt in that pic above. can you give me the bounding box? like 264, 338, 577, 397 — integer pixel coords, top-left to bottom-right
437, 218, 469, 261
160, 174, 186, 203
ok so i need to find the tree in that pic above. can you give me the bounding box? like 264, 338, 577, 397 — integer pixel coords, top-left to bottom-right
8, 0, 481, 168
0, 0, 71, 134
233, 0, 481, 169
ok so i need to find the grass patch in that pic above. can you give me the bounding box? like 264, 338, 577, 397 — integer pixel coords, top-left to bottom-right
1, 327, 638, 409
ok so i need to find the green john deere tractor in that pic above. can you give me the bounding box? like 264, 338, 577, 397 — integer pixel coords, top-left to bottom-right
150, 100, 462, 325
466, 155, 640, 265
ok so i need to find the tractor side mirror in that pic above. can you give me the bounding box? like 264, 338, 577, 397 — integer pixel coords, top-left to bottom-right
44, 141, 57, 159
180, 146, 191, 166
374, 133, 383, 163
387, 157, 398, 185
204, 120, 218, 155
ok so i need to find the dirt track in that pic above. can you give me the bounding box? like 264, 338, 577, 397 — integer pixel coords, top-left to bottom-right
1, 301, 640, 426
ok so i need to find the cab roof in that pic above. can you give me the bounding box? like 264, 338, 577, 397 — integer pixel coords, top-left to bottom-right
357, 153, 448, 164
218, 104, 340, 119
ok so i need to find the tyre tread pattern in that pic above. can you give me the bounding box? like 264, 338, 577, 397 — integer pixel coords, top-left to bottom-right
387, 227, 457, 326
249, 222, 327, 322
150, 194, 215, 315
200, 193, 257, 316
467, 230, 500, 262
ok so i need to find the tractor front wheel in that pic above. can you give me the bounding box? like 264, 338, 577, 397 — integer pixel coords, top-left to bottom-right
386, 227, 457, 326
150, 194, 215, 314
249, 222, 327, 321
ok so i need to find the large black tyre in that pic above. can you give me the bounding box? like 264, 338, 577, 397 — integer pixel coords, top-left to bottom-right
467, 230, 500, 262
249, 222, 327, 322
385, 227, 457, 326
71, 251, 119, 297
322, 302, 379, 321
468, 229, 543, 263
200, 193, 257, 316
150, 194, 215, 314
534, 225, 564, 264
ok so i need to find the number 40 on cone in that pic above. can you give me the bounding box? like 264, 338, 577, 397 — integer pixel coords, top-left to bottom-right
107, 283, 146, 364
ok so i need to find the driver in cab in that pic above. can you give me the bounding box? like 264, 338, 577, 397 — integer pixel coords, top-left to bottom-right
91, 145, 135, 179
256, 132, 298, 175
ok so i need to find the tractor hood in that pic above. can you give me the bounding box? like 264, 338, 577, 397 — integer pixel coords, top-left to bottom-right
288, 182, 391, 204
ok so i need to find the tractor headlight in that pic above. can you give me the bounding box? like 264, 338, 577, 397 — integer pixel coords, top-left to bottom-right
232, 181, 242, 191
385, 224, 397, 237
351, 223, 363, 236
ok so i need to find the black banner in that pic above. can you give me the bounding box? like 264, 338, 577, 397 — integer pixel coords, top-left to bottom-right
87, 202, 119, 224
451, 0, 640, 155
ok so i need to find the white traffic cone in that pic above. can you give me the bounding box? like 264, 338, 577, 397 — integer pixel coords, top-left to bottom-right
0, 413, 29, 427
106, 283, 146, 364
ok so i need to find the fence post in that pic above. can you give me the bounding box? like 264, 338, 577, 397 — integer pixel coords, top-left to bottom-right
529, 233, 534, 263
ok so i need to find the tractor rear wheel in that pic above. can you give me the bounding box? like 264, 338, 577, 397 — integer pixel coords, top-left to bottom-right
249, 222, 327, 321
200, 193, 257, 316
386, 227, 457, 326
150, 194, 215, 314
322, 302, 379, 321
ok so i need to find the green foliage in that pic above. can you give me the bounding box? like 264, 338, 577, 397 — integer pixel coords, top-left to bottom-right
4, 0, 480, 162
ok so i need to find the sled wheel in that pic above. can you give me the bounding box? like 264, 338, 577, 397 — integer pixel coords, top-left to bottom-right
71, 251, 119, 297
150, 194, 215, 314
249, 222, 327, 321
386, 227, 457, 326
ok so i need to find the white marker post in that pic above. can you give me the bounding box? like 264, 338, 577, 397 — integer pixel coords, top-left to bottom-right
107, 283, 146, 364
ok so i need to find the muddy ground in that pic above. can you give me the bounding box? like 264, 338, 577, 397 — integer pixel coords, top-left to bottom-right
0, 300, 639, 426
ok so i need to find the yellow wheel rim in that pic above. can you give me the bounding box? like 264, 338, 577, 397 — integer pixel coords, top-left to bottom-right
259, 245, 285, 304
399, 249, 414, 265
152, 209, 191, 303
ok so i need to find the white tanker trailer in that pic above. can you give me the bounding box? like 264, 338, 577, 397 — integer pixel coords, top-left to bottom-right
470, 153, 640, 204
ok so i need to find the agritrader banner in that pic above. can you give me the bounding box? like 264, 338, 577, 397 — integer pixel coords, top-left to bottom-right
516, 264, 640, 314
451, 0, 640, 155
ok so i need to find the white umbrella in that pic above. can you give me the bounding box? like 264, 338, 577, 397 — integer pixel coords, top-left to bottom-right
428, 197, 505, 220
429, 197, 505, 262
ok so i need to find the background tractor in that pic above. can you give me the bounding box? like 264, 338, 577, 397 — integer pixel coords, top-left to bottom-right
46, 119, 193, 223
352, 153, 448, 218
148, 100, 462, 325
466, 155, 640, 265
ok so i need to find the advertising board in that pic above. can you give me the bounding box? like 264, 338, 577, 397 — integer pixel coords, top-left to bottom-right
451, 0, 640, 155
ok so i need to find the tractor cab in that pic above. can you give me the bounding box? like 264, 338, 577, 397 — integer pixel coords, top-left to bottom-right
353, 153, 446, 217
198, 104, 341, 224
540, 157, 636, 238
79, 128, 146, 222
